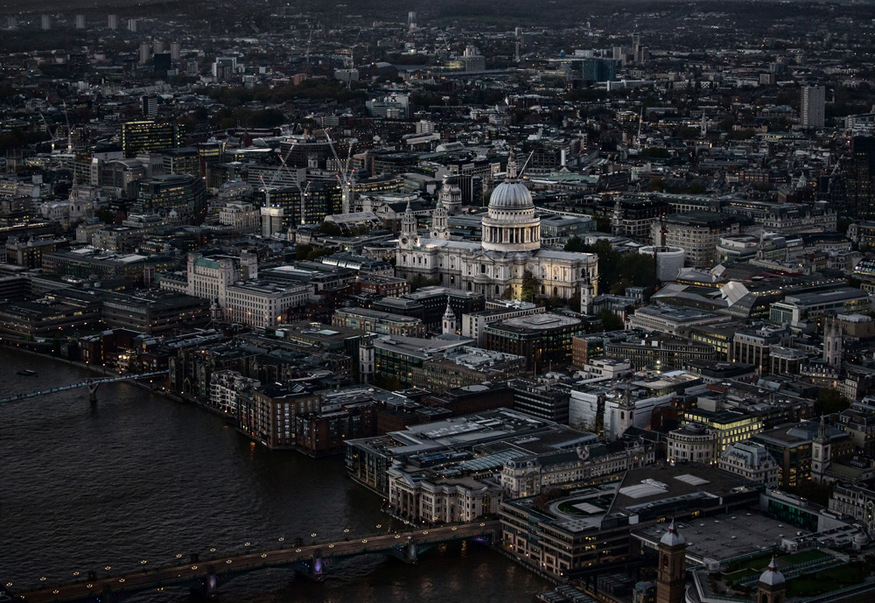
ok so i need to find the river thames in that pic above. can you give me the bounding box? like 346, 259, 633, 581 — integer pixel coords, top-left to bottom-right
0, 349, 550, 602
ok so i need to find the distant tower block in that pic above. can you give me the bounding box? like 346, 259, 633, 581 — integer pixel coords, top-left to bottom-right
107, 15, 118, 30
75, 15, 86, 30
41, 14, 51, 31
407, 11, 417, 31
7, 16, 18, 30
170, 41, 181, 61
139, 42, 152, 65
153, 39, 165, 54
801, 85, 825, 128
128, 18, 138, 33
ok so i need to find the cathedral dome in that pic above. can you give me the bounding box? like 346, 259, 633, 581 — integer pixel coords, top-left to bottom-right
488, 181, 533, 210
480, 150, 540, 253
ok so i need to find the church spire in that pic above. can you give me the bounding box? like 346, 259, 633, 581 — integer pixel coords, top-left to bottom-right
442, 298, 457, 335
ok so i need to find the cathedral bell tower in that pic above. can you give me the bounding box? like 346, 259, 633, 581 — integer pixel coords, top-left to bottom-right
439, 177, 463, 215
400, 200, 418, 249
656, 520, 686, 603
431, 197, 450, 240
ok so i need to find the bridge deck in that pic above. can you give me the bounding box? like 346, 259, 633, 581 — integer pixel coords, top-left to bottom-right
16, 521, 499, 602
0, 371, 168, 404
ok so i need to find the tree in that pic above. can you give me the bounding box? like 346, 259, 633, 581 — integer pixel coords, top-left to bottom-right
306, 247, 331, 262
295, 244, 314, 261
598, 309, 624, 332
521, 270, 540, 302
564, 236, 586, 252
318, 221, 342, 236
410, 274, 440, 292
816, 388, 851, 415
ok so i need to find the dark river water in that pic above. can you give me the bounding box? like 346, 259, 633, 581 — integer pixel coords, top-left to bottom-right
0, 349, 550, 602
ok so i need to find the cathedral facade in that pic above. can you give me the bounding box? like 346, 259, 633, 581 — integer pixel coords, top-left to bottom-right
395, 162, 598, 301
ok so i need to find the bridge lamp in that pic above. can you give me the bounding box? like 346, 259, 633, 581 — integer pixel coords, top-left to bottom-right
176, 554, 183, 559
104, 566, 111, 571
343, 528, 349, 534
311, 533, 317, 538
362, 539, 368, 543
141, 560, 147, 565
4, 583, 10, 588
395, 534, 400, 539
278, 537, 285, 542
295, 549, 301, 553
244, 542, 251, 547
39, 577, 47, 582
53, 590, 59, 595
191, 566, 198, 570
261, 553, 267, 558
226, 560, 232, 565
329, 544, 335, 549
376, 524, 382, 529
72, 571, 79, 577
119, 578, 126, 583
209, 548, 216, 553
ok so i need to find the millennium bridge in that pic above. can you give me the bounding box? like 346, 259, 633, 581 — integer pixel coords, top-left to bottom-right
1, 371, 168, 404
7, 520, 500, 602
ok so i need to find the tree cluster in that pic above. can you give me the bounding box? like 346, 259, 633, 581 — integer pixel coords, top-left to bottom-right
564, 238, 657, 295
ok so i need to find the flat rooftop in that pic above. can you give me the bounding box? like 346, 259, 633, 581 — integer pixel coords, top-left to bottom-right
634, 511, 812, 565
500, 313, 581, 330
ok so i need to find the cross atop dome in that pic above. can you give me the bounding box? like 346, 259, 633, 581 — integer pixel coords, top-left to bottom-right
506, 148, 518, 180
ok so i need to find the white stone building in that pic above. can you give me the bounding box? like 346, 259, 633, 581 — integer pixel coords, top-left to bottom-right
395, 155, 598, 300
387, 465, 503, 524
718, 441, 779, 488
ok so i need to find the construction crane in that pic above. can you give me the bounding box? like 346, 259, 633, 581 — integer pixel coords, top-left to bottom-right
62, 101, 72, 153
38, 111, 60, 153
295, 179, 312, 225
259, 142, 298, 207
304, 25, 313, 75
38, 103, 73, 154
324, 130, 355, 214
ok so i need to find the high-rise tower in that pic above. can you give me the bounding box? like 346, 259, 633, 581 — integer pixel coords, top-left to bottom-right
801, 85, 825, 128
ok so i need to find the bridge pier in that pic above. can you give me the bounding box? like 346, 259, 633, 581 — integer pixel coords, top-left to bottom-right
100, 583, 116, 602
406, 539, 418, 564
87, 380, 100, 405
189, 566, 219, 600
311, 549, 325, 581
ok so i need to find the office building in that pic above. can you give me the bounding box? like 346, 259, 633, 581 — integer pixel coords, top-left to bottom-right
121, 120, 183, 157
